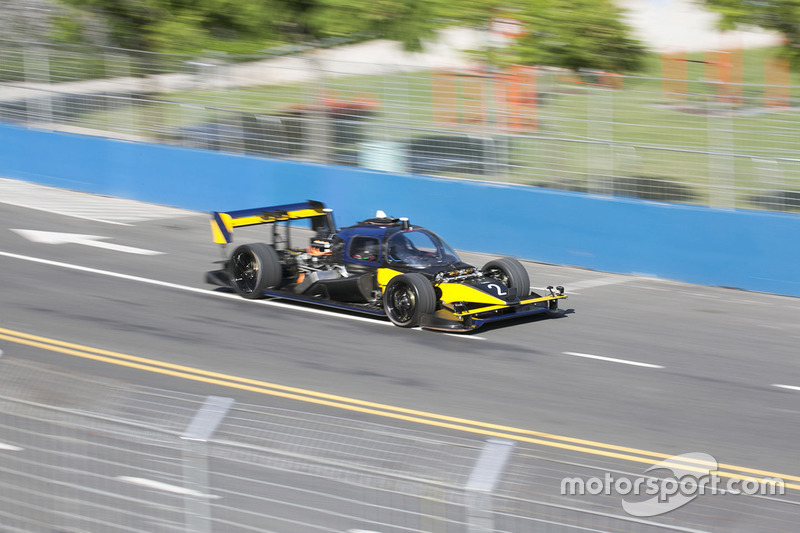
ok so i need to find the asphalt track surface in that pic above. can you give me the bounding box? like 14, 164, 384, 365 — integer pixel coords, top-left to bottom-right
1, 187, 800, 531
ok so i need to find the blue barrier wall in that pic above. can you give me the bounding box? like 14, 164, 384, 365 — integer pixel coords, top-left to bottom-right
2, 123, 799, 296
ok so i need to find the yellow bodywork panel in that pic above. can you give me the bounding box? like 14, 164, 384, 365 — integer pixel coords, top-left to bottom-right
376, 268, 403, 290
455, 294, 568, 317
521, 294, 567, 305
226, 208, 326, 232
242, 208, 324, 226
438, 283, 505, 306
211, 205, 328, 245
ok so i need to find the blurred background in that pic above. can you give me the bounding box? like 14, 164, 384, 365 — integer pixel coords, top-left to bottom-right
1, 0, 799, 211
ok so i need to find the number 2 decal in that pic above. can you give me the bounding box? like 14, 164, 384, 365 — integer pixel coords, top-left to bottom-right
487, 283, 507, 296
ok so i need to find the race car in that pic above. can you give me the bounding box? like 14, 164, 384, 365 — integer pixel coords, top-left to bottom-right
206, 200, 566, 331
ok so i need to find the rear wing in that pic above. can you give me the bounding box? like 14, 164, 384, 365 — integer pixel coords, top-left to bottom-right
210, 200, 335, 245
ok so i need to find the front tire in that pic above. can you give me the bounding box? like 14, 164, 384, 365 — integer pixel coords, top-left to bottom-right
482, 257, 530, 297
229, 243, 282, 299
383, 273, 436, 327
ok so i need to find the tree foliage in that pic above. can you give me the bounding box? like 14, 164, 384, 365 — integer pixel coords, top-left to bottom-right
54, 0, 448, 53
53, 0, 647, 72
305, 0, 442, 51
55, 0, 295, 52
508, 0, 646, 72
703, 0, 800, 66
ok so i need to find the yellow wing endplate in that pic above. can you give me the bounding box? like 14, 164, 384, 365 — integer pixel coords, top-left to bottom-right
210, 200, 331, 245
210, 212, 234, 244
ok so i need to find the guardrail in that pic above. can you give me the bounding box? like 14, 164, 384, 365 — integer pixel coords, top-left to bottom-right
4, 356, 778, 533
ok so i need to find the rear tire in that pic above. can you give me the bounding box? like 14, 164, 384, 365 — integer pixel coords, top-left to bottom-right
383, 273, 436, 327
229, 243, 282, 299
482, 257, 530, 297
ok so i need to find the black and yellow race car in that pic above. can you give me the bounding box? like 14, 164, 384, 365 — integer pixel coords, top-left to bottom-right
206, 200, 566, 331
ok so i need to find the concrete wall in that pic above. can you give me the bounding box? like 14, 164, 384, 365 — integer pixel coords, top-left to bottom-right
2, 123, 799, 296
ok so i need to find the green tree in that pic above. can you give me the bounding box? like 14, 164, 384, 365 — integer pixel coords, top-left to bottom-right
54, 0, 646, 72
55, 0, 448, 53
56, 0, 293, 53
305, 0, 441, 51
702, 0, 800, 66
443, 0, 646, 72
509, 0, 646, 72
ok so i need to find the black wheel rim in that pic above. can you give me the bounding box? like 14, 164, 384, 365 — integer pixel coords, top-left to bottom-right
231, 250, 259, 295
386, 283, 416, 324
485, 266, 510, 287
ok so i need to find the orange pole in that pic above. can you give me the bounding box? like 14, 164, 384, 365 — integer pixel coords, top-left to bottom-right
527, 67, 538, 131
510, 65, 537, 131
456, 74, 465, 123
512, 73, 522, 131
766, 56, 791, 108
496, 71, 511, 131
715, 50, 730, 102
431, 71, 441, 124
663, 53, 688, 100
469, 73, 486, 124
529, 67, 538, 131
432, 71, 457, 124
507, 66, 522, 131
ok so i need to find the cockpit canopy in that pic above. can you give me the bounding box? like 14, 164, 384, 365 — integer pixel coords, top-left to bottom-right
386, 229, 460, 268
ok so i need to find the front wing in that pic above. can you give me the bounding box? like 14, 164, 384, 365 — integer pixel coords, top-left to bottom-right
420, 292, 567, 331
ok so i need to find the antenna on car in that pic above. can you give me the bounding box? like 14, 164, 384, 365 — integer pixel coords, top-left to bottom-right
376, 210, 388, 218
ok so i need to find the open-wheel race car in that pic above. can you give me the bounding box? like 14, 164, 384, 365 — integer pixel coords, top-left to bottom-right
206, 201, 566, 331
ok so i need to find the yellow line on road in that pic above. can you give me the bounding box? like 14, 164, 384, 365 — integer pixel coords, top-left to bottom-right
1, 326, 798, 490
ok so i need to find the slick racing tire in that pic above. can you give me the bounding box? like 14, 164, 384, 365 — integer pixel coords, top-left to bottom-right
482, 257, 530, 297
229, 243, 282, 299
383, 273, 436, 327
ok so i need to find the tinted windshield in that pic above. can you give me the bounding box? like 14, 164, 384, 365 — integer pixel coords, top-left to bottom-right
386, 229, 460, 268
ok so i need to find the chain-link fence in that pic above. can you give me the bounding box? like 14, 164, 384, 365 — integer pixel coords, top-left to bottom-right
2, 357, 799, 533
1, 40, 799, 212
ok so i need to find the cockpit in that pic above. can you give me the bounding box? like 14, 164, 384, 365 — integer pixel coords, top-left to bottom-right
386, 229, 460, 268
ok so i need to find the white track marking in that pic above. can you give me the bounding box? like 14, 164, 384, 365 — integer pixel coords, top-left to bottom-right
562, 351, 664, 369
0, 443, 24, 451
116, 476, 220, 499
0, 250, 481, 340
0, 249, 389, 325
443, 333, 487, 340
11, 229, 164, 256
565, 275, 635, 293
0, 178, 194, 224
411, 327, 486, 340
773, 384, 800, 392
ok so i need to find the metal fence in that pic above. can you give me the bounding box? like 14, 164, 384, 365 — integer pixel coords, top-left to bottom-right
1, 40, 800, 212
2, 356, 799, 533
